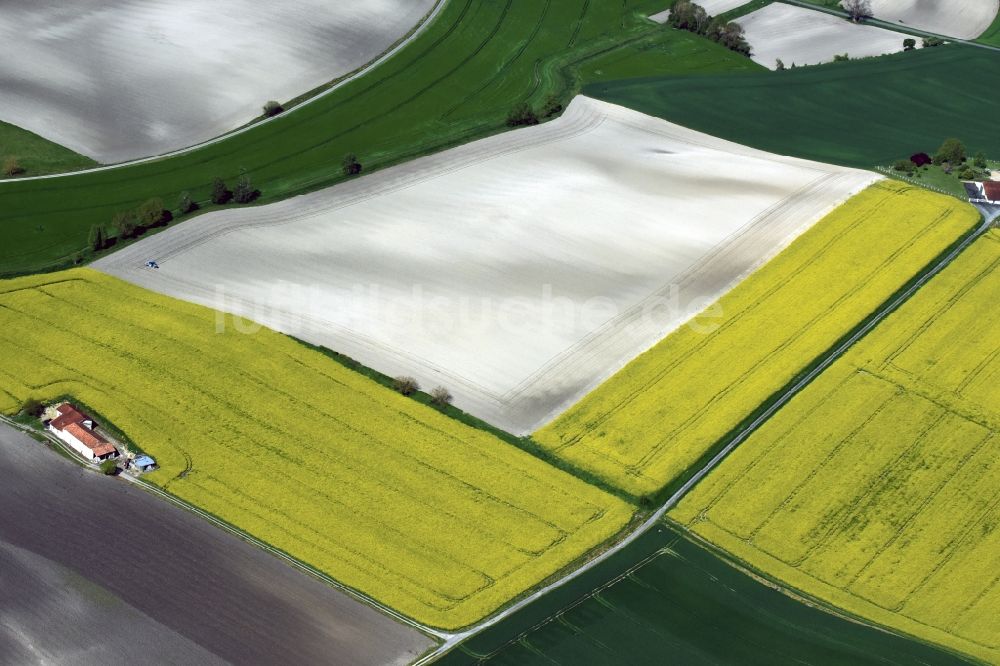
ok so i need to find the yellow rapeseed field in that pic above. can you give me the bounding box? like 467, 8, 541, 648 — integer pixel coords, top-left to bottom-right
0, 269, 632, 630
672, 231, 1000, 664
535, 181, 978, 498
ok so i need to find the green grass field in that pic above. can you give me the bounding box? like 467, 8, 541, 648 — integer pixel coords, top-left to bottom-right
587, 45, 1000, 168
439, 524, 971, 665
534, 182, 978, 499
672, 231, 1000, 664
977, 11, 1000, 45
575, 25, 765, 82
0, 0, 765, 276
0, 269, 632, 630
0, 121, 96, 177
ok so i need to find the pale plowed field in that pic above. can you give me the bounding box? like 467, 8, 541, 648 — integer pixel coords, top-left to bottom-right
866, 0, 998, 40
96, 96, 876, 434
739, 3, 915, 69
0, 0, 436, 162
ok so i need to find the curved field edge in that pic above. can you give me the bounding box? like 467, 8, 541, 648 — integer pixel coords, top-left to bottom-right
436, 521, 973, 665
0, 269, 633, 630
670, 231, 1000, 664
0, 0, 697, 276
0, 121, 96, 178
585, 45, 1000, 169
534, 181, 980, 499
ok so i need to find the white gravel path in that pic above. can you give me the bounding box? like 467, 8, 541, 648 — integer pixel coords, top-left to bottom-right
0, 0, 436, 163
95, 96, 878, 435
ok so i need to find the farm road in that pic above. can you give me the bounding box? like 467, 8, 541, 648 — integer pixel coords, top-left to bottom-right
781, 0, 1000, 52
423, 205, 1000, 662
0, 422, 433, 665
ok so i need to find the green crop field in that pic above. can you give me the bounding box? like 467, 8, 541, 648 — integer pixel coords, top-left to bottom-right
976, 11, 1000, 45
575, 25, 765, 82
587, 45, 1000, 168
535, 181, 978, 499
0, 269, 633, 630
0, 121, 96, 177
672, 231, 1000, 664
439, 524, 971, 665
0, 0, 768, 276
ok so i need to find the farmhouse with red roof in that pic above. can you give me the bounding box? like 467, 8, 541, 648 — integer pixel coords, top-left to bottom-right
48, 403, 118, 461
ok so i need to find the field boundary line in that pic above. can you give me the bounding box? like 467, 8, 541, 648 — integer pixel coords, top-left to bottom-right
0, 412, 447, 642
419, 206, 1000, 664
0, 0, 448, 184
125, 476, 449, 641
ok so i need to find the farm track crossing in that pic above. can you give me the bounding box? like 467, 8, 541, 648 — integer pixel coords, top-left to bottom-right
673, 217, 1000, 664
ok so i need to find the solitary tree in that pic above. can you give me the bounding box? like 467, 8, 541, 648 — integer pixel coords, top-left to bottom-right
19, 396, 44, 418
936, 138, 967, 165
233, 170, 257, 203
137, 197, 167, 228
211, 177, 232, 205
843, 0, 873, 22
88, 224, 106, 251
342, 153, 363, 176
903, 38, 917, 51
430, 386, 453, 407
111, 210, 138, 239
2, 156, 24, 177
775, 58, 786, 70
99, 459, 118, 475
974, 152, 988, 169
505, 103, 539, 127
393, 376, 420, 396
262, 100, 284, 117
178, 191, 197, 215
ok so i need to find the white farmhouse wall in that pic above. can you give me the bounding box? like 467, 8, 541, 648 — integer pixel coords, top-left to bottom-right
49, 426, 95, 460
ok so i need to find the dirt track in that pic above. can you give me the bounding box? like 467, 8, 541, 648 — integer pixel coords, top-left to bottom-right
0, 423, 433, 665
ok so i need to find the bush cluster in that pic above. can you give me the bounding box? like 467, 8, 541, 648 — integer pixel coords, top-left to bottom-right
668, 2, 751, 56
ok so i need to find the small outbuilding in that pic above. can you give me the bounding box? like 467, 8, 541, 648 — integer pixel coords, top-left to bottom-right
48, 403, 118, 461
132, 455, 157, 472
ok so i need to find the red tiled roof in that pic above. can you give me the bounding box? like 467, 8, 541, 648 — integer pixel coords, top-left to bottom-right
984, 181, 1000, 202
50, 404, 90, 431
64, 422, 116, 457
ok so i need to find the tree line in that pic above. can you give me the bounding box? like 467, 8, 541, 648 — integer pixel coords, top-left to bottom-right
667, 2, 751, 56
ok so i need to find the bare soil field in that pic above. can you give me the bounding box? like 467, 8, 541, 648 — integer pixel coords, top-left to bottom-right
649, 0, 750, 23
0, 423, 433, 665
96, 96, 877, 435
0, 0, 436, 163
866, 0, 998, 39
739, 4, 915, 69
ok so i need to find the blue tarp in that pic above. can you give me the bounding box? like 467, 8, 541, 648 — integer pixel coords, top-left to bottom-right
134, 455, 156, 468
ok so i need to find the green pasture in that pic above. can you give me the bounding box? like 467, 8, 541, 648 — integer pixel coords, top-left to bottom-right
0, 0, 770, 276
588, 45, 1000, 169
437, 523, 972, 666
0, 122, 96, 178
977, 11, 1000, 45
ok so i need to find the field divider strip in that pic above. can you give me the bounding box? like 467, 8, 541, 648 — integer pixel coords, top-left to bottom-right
420, 205, 1000, 663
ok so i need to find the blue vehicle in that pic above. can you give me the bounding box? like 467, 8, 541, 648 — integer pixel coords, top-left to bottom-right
145, 260, 159, 269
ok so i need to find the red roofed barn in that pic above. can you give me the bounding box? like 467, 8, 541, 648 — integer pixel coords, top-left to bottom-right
48, 403, 118, 461
983, 181, 1000, 205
